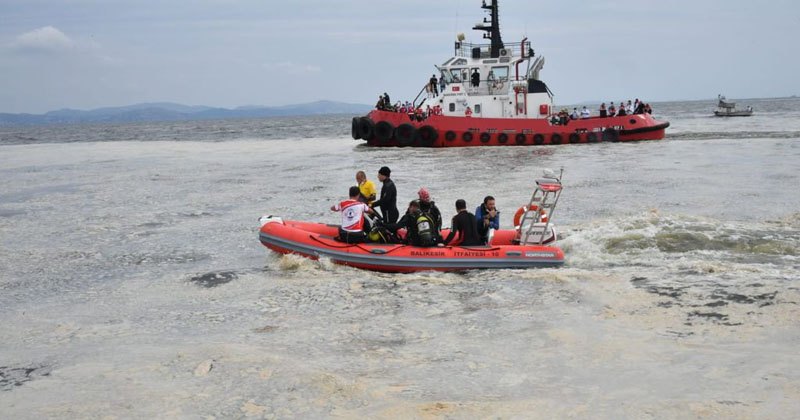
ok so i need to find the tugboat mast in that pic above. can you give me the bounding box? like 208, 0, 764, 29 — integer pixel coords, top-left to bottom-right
473, 0, 505, 58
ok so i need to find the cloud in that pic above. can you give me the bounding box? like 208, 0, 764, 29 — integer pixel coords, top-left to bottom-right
263, 61, 322, 74
11, 26, 74, 53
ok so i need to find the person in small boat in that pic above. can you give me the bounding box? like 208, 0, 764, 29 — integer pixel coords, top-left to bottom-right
331, 186, 374, 244
443, 199, 482, 246
608, 102, 616, 117
570, 108, 579, 120
617, 100, 627, 117
581, 106, 591, 119
417, 188, 442, 238
371, 166, 399, 223
634, 101, 646, 115
385, 200, 437, 246
475, 196, 500, 245
599, 103, 607, 118
645, 103, 652, 114
356, 171, 376, 205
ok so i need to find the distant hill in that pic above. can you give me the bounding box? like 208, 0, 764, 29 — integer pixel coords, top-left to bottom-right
0, 100, 372, 126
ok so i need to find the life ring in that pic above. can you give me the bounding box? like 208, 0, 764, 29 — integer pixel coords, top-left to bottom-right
533, 134, 545, 145
445, 131, 457, 142
497, 133, 509, 144
515, 133, 527, 145
550, 133, 563, 145
462, 131, 474, 143
416, 125, 438, 147
480, 132, 491, 143
374, 121, 394, 144
586, 132, 599, 143
351, 117, 361, 140
357, 118, 374, 140
569, 133, 581, 144
395, 123, 416, 146
513, 205, 547, 227
602, 128, 619, 142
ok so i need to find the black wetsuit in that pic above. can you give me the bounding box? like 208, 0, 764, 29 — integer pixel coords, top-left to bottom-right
443, 210, 482, 246
373, 178, 399, 223
385, 211, 419, 245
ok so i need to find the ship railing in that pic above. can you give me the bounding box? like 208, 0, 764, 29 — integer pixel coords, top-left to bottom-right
454, 41, 529, 58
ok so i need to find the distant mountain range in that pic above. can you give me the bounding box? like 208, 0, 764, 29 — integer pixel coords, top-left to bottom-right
0, 100, 372, 126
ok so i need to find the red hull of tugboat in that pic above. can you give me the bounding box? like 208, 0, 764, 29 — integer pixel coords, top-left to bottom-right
353, 110, 669, 147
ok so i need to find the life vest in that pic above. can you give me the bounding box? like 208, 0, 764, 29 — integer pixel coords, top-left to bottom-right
415, 212, 434, 245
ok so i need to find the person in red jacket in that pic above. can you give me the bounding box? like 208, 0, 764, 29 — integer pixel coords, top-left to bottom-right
331, 186, 374, 244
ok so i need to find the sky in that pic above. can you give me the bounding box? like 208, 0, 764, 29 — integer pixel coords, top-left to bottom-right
1, 0, 799, 114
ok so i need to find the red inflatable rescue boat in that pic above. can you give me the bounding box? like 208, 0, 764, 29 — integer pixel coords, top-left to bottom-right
259, 173, 566, 273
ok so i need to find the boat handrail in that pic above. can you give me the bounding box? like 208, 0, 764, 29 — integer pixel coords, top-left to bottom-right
454, 41, 529, 58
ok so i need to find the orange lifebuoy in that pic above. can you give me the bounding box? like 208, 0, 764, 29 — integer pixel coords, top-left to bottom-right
514, 205, 547, 226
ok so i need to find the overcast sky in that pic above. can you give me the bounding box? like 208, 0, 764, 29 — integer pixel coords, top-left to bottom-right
1, 0, 799, 113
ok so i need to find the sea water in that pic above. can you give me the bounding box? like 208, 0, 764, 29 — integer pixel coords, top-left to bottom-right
1, 98, 798, 418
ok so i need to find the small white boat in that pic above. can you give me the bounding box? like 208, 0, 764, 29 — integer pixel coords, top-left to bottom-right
714, 94, 753, 117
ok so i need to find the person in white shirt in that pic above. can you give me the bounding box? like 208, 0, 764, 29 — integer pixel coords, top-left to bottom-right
580, 106, 591, 119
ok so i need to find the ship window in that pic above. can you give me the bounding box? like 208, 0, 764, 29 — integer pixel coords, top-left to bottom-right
449, 103, 455, 112
442, 71, 453, 83
474, 104, 481, 113
450, 69, 463, 82
491, 66, 509, 80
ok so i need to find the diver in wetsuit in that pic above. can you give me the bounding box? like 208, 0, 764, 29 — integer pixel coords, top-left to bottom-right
443, 199, 482, 246
371, 166, 399, 223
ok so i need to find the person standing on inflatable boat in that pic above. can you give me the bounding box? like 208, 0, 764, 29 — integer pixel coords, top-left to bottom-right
331, 186, 374, 244
371, 166, 399, 223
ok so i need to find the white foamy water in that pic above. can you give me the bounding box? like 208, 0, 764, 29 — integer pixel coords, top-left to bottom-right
1, 104, 799, 418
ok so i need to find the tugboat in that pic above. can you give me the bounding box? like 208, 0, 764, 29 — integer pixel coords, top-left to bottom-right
714, 94, 753, 117
351, 0, 669, 147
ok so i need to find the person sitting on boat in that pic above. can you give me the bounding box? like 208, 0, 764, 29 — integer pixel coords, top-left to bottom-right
570, 108, 579, 120
418, 188, 443, 236
443, 199, 482, 247
331, 186, 374, 244
385, 200, 437, 247
581, 106, 591, 119
634, 101, 646, 115
608, 102, 616, 117
599, 103, 607, 118
475, 196, 500, 245
617, 101, 627, 117
645, 103, 652, 114
371, 166, 399, 223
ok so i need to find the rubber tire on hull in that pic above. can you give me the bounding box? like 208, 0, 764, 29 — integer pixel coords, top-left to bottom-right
374, 121, 394, 144
533, 134, 545, 145
550, 133, 563, 145
569, 133, 581, 144
416, 125, 438, 147
351, 117, 361, 140
462, 131, 474, 143
586, 132, 599, 143
515, 133, 527, 145
357, 118, 375, 140
445, 131, 457, 142
602, 128, 620, 142
395, 123, 416, 146
480, 132, 491, 144
497, 133, 509, 144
